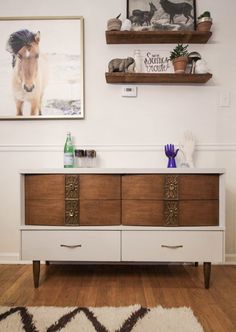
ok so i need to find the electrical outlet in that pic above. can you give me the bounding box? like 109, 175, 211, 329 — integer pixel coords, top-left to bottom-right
121, 86, 137, 97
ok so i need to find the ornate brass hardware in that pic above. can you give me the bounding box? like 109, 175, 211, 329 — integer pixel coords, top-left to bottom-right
65, 175, 79, 199
65, 175, 79, 225
161, 245, 183, 249
164, 175, 179, 200
60, 244, 82, 248
164, 201, 179, 226
65, 200, 79, 225
69, 183, 75, 191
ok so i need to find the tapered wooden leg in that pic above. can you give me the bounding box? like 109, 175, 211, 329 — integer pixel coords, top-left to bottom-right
203, 262, 211, 289
33, 260, 40, 288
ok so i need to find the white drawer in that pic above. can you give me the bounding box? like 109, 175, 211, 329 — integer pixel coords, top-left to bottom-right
122, 230, 224, 262
21, 230, 121, 261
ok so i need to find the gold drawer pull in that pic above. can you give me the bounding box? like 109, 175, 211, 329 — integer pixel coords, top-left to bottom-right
161, 245, 183, 249
60, 244, 82, 249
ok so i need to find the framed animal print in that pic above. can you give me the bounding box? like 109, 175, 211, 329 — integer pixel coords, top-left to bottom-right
0, 16, 84, 120
127, 0, 196, 31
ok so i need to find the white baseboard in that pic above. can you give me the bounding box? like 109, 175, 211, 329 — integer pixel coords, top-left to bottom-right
225, 254, 236, 264
0, 252, 20, 264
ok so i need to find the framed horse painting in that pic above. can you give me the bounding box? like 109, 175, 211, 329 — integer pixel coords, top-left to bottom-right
127, 0, 196, 31
0, 16, 84, 119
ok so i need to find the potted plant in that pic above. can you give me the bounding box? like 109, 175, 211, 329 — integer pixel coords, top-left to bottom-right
170, 44, 189, 74
197, 11, 212, 32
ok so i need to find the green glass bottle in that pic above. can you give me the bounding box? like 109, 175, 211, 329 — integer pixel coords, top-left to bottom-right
64, 132, 74, 168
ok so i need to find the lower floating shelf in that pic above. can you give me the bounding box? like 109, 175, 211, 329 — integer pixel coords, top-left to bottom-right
105, 72, 212, 84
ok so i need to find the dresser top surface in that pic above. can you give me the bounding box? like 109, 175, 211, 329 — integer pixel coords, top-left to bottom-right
20, 168, 225, 175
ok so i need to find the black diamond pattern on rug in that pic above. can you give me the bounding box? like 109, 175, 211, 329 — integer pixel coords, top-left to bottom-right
0, 307, 37, 332
0, 305, 204, 332
0, 306, 149, 332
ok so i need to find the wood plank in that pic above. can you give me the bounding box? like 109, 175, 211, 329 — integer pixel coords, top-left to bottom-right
179, 175, 219, 199
179, 200, 219, 226
105, 72, 213, 84
80, 200, 121, 225
122, 199, 219, 226
122, 175, 164, 199
25, 199, 65, 225
122, 200, 163, 226
25, 175, 65, 200
79, 175, 121, 199
105, 30, 212, 44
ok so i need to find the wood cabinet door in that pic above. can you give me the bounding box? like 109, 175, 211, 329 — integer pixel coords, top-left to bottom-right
122, 175, 176, 226
179, 175, 219, 199
25, 175, 65, 226
26, 200, 65, 226
122, 175, 164, 199
25, 175, 65, 200
178, 175, 219, 226
80, 175, 121, 199
79, 175, 121, 225
80, 200, 121, 226
122, 200, 164, 226
25, 174, 121, 226
121, 174, 219, 227
179, 200, 219, 226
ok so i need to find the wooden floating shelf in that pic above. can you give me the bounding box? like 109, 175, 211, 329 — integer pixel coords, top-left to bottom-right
106, 30, 212, 44
105, 72, 213, 84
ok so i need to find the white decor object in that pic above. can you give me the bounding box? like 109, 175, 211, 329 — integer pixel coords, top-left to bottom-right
195, 59, 209, 74
179, 131, 196, 168
134, 49, 143, 73
121, 19, 132, 31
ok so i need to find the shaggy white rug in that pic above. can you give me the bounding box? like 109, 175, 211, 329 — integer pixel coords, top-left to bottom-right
0, 305, 204, 332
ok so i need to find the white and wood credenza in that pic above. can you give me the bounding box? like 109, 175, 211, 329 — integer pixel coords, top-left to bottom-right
20, 168, 225, 288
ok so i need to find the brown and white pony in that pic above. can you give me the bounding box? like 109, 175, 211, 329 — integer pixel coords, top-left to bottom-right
6, 29, 48, 116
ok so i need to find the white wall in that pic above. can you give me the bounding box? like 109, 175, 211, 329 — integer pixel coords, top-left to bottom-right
0, 0, 236, 263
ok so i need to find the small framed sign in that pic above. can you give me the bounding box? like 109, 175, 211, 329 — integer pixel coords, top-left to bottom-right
142, 50, 174, 73
134, 50, 174, 73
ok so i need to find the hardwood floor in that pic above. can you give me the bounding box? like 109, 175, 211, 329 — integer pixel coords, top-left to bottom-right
0, 264, 236, 331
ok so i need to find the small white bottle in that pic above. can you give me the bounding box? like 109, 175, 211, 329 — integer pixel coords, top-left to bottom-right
134, 49, 143, 73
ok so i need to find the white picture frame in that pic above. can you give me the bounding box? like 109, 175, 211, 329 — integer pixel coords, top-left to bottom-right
0, 16, 84, 120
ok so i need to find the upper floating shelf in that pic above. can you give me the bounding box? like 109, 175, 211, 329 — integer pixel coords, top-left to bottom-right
105, 30, 212, 44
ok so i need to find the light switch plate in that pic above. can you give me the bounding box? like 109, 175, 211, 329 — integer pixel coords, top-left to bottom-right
121, 86, 137, 97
